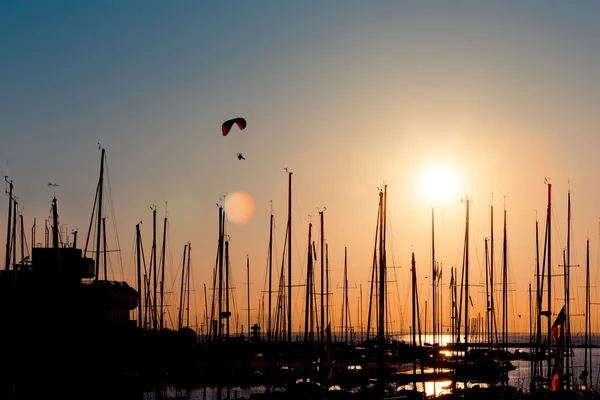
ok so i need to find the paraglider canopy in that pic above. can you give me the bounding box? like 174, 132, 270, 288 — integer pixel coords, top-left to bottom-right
222, 117, 247, 136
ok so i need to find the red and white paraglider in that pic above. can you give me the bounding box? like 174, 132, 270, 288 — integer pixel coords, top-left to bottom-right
222, 117, 247, 160
222, 117, 247, 136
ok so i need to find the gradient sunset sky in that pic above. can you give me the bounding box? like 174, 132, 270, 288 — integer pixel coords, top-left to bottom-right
3, 1, 600, 336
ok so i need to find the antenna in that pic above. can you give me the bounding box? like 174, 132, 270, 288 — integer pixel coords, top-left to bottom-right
48, 182, 60, 198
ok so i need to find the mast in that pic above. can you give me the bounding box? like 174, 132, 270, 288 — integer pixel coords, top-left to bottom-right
51, 198, 58, 250
4, 178, 13, 270
218, 206, 224, 339
304, 223, 312, 343
286, 169, 292, 343
546, 181, 552, 381
12, 200, 17, 270
360, 284, 363, 342
204, 283, 208, 341
95, 148, 105, 281
382, 186, 387, 340
490, 202, 497, 345
378, 186, 386, 344
247, 255, 251, 339
186, 244, 191, 328
32, 218, 36, 250
210, 263, 217, 340
152, 205, 157, 328
485, 238, 490, 346
136, 222, 142, 329
502, 203, 508, 349
178, 244, 187, 330
225, 240, 230, 338
533, 216, 542, 387
102, 218, 107, 280
411, 252, 417, 389
529, 282, 533, 375
451, 267, 456, 346
565, 190, 572, 385
326, 242, 329, 342
160, 207, 167, 330
19, 214, 24, 264
343, 246, 348, 344
584, 238, 590, 388
268, 205, 273, 341
463, 197, 470, 347
320, 209, 325, 343
432, 207, 436, 345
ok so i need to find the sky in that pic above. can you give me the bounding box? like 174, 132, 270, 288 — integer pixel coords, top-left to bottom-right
2, 1, 600, 337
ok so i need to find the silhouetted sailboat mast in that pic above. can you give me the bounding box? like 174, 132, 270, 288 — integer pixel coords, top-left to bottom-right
267, 204, 274, 341
152, 205, 157, 328
136, 222, 143, 328
432, 208, 436, 345
4, 178, 13, 270
304, 222, 313, 342
379, 185, 387, 346
286, 168, 293, 343
583, 237, 591, 388
502, 203, 508, 350
178, 244, 188, 330
319, 208, 325, 343
160, 205, 167, 330
95, 147, 105, 280
218, 204, 225, 339
546, 181, 552, 381
247, 254, 251, 338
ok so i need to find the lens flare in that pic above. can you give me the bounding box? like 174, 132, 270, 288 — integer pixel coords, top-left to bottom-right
224, 192, 255, 224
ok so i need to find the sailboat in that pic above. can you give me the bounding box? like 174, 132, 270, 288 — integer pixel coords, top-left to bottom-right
0, 147, 139, 399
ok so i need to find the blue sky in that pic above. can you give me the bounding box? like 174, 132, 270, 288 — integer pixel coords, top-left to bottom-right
3, 1, 600, 334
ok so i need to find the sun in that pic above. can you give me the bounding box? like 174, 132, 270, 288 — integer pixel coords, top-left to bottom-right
420, 165, 459, 204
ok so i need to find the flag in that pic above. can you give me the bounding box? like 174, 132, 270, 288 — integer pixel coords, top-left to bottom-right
550, 305, 566, 391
